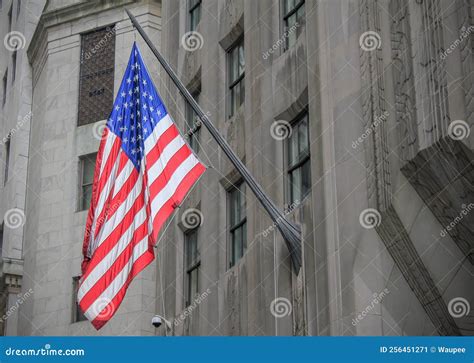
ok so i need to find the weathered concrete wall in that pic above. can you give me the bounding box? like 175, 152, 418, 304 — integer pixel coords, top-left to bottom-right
17, 0, 162, 336
157, 0, 473, 336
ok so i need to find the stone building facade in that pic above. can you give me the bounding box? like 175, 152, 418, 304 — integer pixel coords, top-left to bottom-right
0, 0, 472, 336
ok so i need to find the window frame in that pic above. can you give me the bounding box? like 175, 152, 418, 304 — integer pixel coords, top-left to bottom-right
72, 276, 87, 323
184, 228, 200, 306
228, 181, 247, 268
0, 223, 4, 257
286, 111, 311, 204
188, 0, 202, 32
2, 70, 7, 106
282, 0, 305, 50
185, 92, 201, 153
227, 37, 245, 119
7, 4, 12, 32
11, 51, 16, 83
78, 153, 97, 211
4, 138, 10, 186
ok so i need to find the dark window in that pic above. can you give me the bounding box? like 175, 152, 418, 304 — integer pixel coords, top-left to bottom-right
228, 38, 245, 118
287, 113, 311, 203
2, 70, 7, 106
185, 92, 201, 153
185, 229, 200, 306
72, 276, 87, 322
11, 51, 16, 83
228, 182, 246, 267
8, 4, 12, 32
0, 223, 3, 257
79, 153, 97, 211
283, 0, 305, 49
188, 0, 201, 32
4, 139, 10, 186
78, 26, 115, 126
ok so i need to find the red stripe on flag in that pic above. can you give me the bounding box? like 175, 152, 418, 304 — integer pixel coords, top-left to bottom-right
79, 221, 149, 313
92, 151, 131, 241
148, 145, 192, 197
145, 124, 179, 167
151, 163, 205, 241
82, 187, 145, 281
90, 249, 154, 330
82, 131, 121, 274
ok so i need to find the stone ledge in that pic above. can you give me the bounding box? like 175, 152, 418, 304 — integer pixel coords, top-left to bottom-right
401, 137, 474, 264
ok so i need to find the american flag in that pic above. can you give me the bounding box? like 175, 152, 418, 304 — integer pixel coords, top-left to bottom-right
78, 43, 206, 329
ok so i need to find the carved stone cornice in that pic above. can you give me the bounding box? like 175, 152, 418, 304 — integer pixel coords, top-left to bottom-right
401, 137, 474, 264
27, 0, 136, 63
359, 0, 392, 212
3, 273, 22, 294
390, 0, 418, 162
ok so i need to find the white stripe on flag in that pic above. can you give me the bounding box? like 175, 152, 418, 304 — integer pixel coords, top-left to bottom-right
78, 207, 147, 302
94, 171, 143, 251
147, 135, 185, 184
150, 154, 199, 219
144, 114, 173, 151
84, 236, 149, 321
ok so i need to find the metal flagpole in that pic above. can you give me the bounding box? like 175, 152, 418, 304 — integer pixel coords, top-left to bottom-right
125, 9, 302, 271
